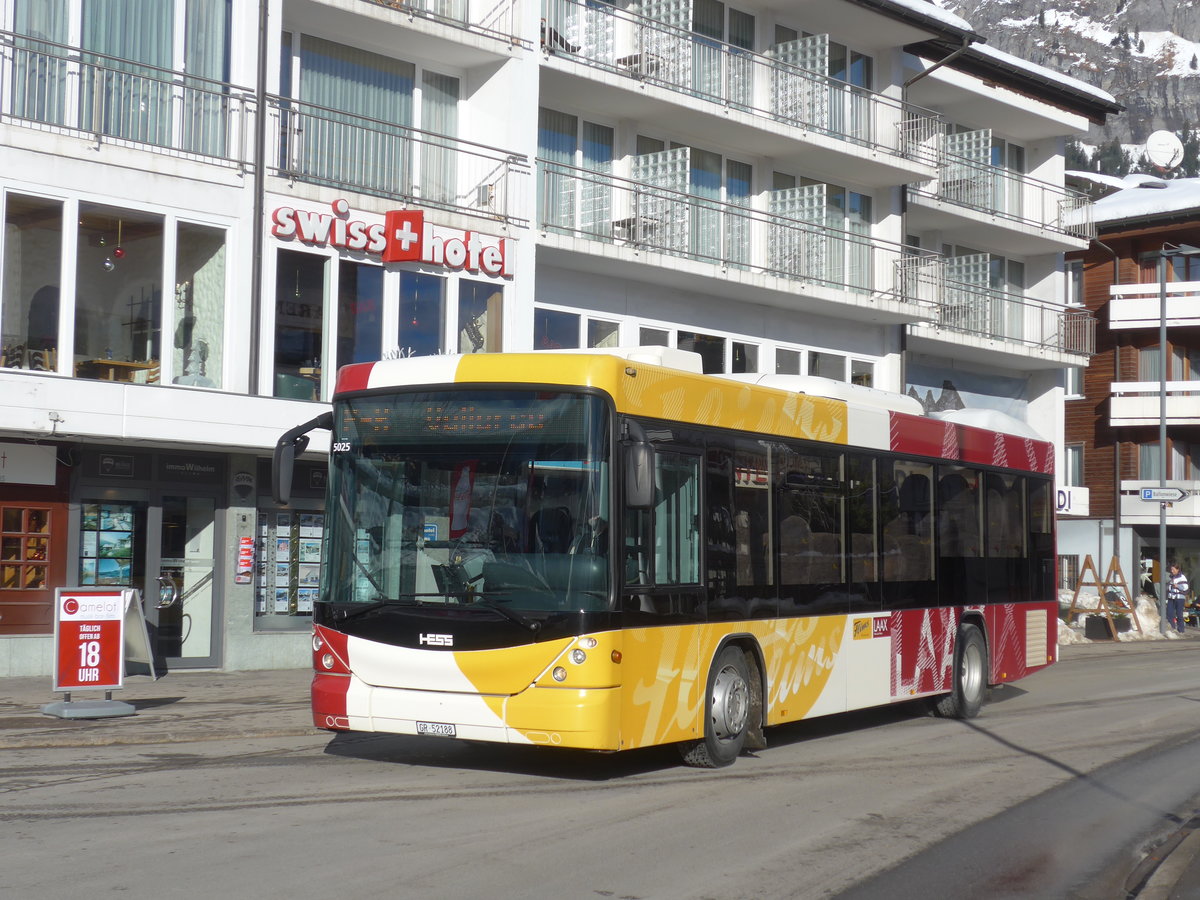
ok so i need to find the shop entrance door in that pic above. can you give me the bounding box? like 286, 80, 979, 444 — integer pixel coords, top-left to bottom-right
148, 493, 220, 668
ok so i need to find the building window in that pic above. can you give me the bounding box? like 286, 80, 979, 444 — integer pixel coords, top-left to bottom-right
2, 193, 62, 372
14, 0, 231, 155
336, 261, 384, 370
397, 272, 444, 357
458, 281, 502, 353
1064, 444, 1083, 487
1, 506, 50, 592
1058, 554, 1079, 591
850, 360, 873, 387
1139, 442, 1161, 481
588, 320, 620, 348
1065, 259, 1084, 306
74, 204, 165, 384
776, 348, 802, 375
809, 351, 845, 380
174, 222, 226, 388
732, 342, 757, 373
534, 308, 580, 350
678, 330, 725, 373
274, 249, 326, 401
640, 327, 669, 346
1066, 365, 1083, 398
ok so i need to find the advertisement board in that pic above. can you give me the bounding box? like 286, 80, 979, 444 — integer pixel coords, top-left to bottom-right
51, 588, 134, 692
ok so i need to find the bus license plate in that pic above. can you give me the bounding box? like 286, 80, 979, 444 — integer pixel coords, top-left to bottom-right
416, 721, 456, 737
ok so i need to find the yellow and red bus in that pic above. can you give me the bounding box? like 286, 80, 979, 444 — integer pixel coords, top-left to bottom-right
274, 347, 1056, 767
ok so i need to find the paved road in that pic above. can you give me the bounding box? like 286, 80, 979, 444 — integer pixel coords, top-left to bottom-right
3, 639, 1200, 899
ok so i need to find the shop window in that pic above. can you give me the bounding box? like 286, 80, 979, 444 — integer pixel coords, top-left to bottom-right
535, 308, 580, 349
337, 261, 384, 369
257, 508, 322, 622
458, 281, 503, 353
74, 204, 164, 384
2, 194, 62, 372
173, 222, 226, 388
78, 502, 137, 586
1, 506, 50, 592
397, 271, 444, 357
274, 249, 326, 401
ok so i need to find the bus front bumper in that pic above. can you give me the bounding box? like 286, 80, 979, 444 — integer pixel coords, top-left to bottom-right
313, 672, 621, 750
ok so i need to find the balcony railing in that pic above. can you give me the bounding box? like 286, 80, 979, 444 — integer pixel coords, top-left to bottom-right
1110, 382, 1200, 427
911, 151, 1094, 241
1109, 280, 1200, 329
362, 0, 528, 48
269, 96, 530, 225
1120, 481, 1200, 524
927, 278, 1096, 356
538, 160, 939, 305
539, 0, 940, 165
0, 31, 255, 166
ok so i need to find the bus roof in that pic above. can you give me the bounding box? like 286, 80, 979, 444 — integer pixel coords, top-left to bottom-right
334, 351, 1053, 475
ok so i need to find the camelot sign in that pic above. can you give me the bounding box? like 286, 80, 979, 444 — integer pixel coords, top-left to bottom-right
271, 200, 513, 277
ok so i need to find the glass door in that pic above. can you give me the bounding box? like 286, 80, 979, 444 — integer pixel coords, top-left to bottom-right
151, 494, 219, 667
78, 492, 221, 668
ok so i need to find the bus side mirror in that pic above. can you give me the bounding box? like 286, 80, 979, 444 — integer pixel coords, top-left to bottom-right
626, 440, 654, 509
272, 412, 333, 505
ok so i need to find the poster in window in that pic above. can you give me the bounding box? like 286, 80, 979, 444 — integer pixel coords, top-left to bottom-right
274, 587, 291, 614
297, 588, 316, 613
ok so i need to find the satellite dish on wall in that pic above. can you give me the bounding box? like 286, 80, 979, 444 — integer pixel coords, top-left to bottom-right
1146, 130, 1184, 170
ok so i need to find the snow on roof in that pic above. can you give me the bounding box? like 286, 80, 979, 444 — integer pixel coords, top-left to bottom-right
967, 42, 1118, 106
1090, 176, 1200, 226
883, 0, 974, 34
1066, 170, 1130, 190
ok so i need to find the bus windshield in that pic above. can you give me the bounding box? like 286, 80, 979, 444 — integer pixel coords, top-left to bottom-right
322, 389, 612, 615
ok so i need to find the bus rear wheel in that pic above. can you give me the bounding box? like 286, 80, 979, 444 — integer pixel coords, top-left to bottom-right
679, 645, 751, 768
932, 623, 987, 719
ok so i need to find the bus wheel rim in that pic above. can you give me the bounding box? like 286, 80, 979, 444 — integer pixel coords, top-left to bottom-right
712, 664, 749, 741
962, 641, 984, 700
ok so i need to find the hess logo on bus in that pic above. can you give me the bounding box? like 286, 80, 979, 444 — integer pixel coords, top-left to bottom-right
419, 633, 454, 647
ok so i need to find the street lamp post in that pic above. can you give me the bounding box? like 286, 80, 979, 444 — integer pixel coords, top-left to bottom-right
1156, 244, 1200, 634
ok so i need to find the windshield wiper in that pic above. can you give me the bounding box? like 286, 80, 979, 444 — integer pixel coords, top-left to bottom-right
471, 597, 541, 633
333, 595, 428, 621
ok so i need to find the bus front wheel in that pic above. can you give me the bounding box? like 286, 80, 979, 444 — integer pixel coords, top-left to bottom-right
932, 623, 987, 719
679, 645, 751, 768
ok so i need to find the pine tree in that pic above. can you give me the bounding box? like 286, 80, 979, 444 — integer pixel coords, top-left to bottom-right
1182, 128, 1200, 177
1065, 140, 1090, 171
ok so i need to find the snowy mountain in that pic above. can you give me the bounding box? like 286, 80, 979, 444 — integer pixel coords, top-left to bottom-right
939, 0, 1200, 148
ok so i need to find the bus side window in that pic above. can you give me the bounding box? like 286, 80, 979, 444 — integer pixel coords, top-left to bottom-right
624, 507, 650, 586
937, 466, 980, 558
882, 461, 933, 583
654, 452, 700, 585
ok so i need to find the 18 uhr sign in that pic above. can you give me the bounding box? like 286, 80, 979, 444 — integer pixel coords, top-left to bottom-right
53, 589, 127, 692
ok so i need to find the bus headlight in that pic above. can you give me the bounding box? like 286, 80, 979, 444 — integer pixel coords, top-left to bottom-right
552, 666, 568, 682
580, 637, 598, 649
321, 652, 336, 670
313, 633, 324, 652
570, 649, 587, 665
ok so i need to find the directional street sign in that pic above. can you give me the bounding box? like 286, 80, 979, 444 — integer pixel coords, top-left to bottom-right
1140, 487, 1189, 502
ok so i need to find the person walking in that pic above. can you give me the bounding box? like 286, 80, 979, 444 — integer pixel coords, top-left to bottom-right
1167, 562, 1190, 634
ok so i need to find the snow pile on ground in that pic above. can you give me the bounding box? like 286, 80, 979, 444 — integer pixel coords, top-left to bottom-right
1057, 589, 1182, 644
